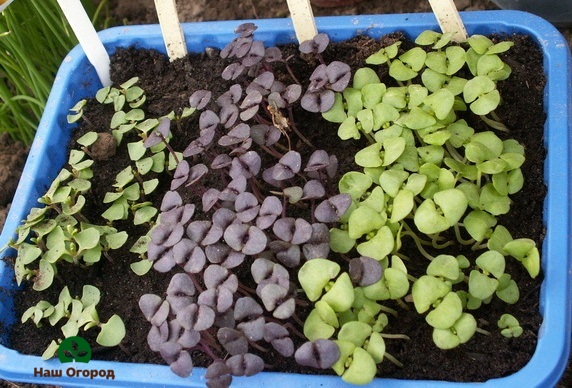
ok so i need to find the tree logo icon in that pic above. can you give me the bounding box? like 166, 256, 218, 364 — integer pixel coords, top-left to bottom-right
57, 336, 92, 363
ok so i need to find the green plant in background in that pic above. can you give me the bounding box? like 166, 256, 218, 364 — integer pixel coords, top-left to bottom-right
22, 285, 126, 359
0, 0, 110, 145
299, 30, 541, 385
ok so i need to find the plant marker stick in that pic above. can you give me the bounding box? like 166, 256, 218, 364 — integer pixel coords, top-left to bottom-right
286, 0, 318, 44
56, 0, 111, 87
0, 0, 15, 12
428, 0, 468, 42
154, 0, 187, 61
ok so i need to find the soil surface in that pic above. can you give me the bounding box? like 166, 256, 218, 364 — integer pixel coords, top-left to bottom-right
6, 23, 548, 383
1, 0, 571, 386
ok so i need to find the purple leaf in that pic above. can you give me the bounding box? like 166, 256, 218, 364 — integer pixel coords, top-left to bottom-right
153, 250, 176, 273
166, 273, 196, 310
240, 91, 262, 121
186, 220, 212, 243
273, 217, 312, 244
144, 117, 171, 148
205, 243, 245, 268
171, 160, 190, 190
237, 316, 265, 342
314, 194, 352, 223
349, 256, 383, 286
302, 223, 330, 260
219, 104, 239, 129
301, 90, 335, 113
252, 71, 274, 90
270, 241, 301, 268
294, 339, 340, 369
250, 124, 281, 147
241, 40, 265, 67
202, 188, 220, 212
222, 63, 245, 80
185, 163, 208, 187
139, 294, 162, 322
177, 303, 215, 331
189, 90, 211, 110
264, 46, 282, 62
182, 246, 206, 273
302, 180, 326, 199
234, 297, 263, 321
251, 258, 289, 286
272, 151, 302, 181
213, 208, 238, 229
235, 192, 260, 223
283, 84, 302, 104
161, 204, 195, 226
178, 328, 201, 348
199, 110, 220, 132
256, 196, 282, 229
205, 362, 232, 388
268, 92, 286, 109
224, 223, 267, 255
218, 328, 249, 355
235, 22, 257, 37
173, 238, 198, 264
326, 61, 352, 92
308, 64, 328, 91
147, 321, 169, 352
211, 154, 233, 169
226, 353, 264, 377
229, 151, 261, 179
160, 190, 183, 212
160, 341, 183, 364
219, 123, 251, 147
305, 150, 330, 172
220, 175, 247, 202
198, 287, 234, 313
204, 264, 238, 292
258, 283, 290, 312
151, 223, 185, 247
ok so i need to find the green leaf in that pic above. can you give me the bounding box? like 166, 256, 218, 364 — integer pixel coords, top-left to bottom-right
322, 93, 347, 123
427, 255, 460, 280
33, 259, 55, 291
97, 314, 126, 346
338, 116, 360, 140
298, 259, 341, 302
424, 89, 455, 120
329, 228, 356, 254
412, 275, 451, 314
357, 226, 394, 261
366, 41, 400, 65
143, 179, 160, 195
127, 141, 147, 161
463, 210, 497, 242
77, 132, 98, 147
74, 228, 101, 252
321, 272, 355, 312
105, 231, 129, 250
81, 285, 101, 307
338, 321, 372, 347
134, 205, 158, 225
355, 143, 382, 168
352, 67, 381, 90
303, 309, 336, 342
475, 250, 505, 278
342, 347, 377, 385
468, 270, 498, 300
41, 340, 60, 360
361, 83, 386, 109
432, 313, 477, 349
339, 172, 372, 200
426, 291, 463, 329
390, 189, 414, 223
130, 259, 153, 276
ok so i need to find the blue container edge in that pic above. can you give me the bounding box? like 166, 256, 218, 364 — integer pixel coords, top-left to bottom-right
0, 10, 570, 388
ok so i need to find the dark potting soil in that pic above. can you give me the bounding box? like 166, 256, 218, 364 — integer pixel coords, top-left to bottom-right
5, 32, 545, 383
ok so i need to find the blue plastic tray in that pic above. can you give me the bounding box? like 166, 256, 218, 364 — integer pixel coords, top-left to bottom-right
0, 10, 570, 387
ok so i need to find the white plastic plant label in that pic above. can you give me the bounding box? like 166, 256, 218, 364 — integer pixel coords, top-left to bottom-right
0, 0, 15, 12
